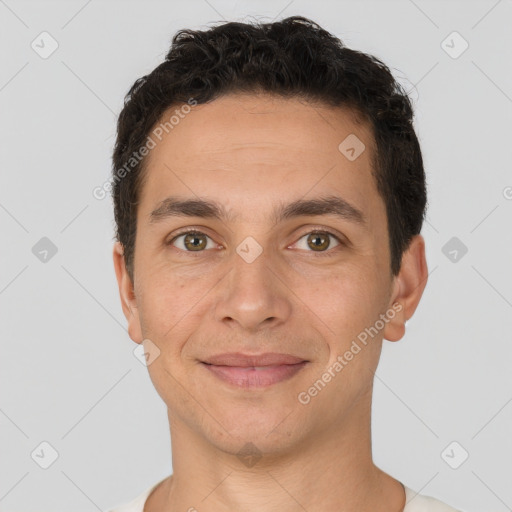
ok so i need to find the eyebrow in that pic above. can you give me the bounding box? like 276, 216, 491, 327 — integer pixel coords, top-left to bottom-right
149, 194, 367, 227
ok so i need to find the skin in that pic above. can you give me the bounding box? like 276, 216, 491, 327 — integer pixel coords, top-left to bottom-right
113, 92, 428, 512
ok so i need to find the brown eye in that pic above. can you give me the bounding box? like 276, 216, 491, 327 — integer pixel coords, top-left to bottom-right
307, 232, 330, 251
294, 230, 341, 253
183, 233, 207, 251
170, 231, 213, 252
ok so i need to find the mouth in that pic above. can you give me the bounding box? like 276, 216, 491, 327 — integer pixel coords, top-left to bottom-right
202, 352, 307, 367
200, 353, 309, 388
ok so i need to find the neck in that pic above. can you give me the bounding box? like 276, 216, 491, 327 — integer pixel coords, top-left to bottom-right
150, 391, 405, 512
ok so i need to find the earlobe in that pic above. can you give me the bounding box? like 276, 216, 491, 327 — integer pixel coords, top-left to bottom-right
383, 300, 406, 342
382, 235, 428, 343
112, 242, 143, 344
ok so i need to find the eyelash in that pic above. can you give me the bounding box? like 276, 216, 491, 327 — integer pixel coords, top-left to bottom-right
167, 228, 344, 257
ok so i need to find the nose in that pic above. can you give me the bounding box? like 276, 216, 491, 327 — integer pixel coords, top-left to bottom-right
213, 245, 293, 333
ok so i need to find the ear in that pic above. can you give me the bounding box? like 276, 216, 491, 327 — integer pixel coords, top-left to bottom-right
113, 241, 143, 344
383, 234, 428, 342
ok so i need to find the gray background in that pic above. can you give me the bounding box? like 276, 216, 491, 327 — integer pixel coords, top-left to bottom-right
1, 0, 511, 510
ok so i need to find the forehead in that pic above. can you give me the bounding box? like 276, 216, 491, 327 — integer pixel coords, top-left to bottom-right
147, 93, 373, 160
138, 93, 381, 225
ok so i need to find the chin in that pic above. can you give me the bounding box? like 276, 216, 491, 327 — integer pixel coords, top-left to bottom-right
200, 408, 307, 460
209, 428, 300, 464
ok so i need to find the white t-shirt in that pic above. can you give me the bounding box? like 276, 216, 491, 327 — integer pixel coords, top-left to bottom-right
108, 478, 461, 511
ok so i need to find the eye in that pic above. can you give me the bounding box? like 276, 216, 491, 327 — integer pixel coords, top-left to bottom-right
293, 230, 342, 254
168, 230, 217, 252
168, 229, 344, 255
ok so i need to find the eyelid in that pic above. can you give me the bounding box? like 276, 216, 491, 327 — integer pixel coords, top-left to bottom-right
167, 227, 219, 248
294, 225, 346, 244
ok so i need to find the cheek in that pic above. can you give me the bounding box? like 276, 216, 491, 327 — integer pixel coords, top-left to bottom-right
136, 270, 188, 337
137, 266, 218, 349
316, 264, 387, 339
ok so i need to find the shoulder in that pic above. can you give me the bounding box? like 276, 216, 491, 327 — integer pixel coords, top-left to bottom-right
107, 479, 163, 512
403, 486, 462, 512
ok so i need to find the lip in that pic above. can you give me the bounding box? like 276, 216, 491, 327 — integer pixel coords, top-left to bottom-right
201, 361, 308, 388
200, 353, 309, 389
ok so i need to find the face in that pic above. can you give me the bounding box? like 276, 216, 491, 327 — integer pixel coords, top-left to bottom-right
114, 93, 425, 457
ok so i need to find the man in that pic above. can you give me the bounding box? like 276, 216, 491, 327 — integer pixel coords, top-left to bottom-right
110, 15, 462, 512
